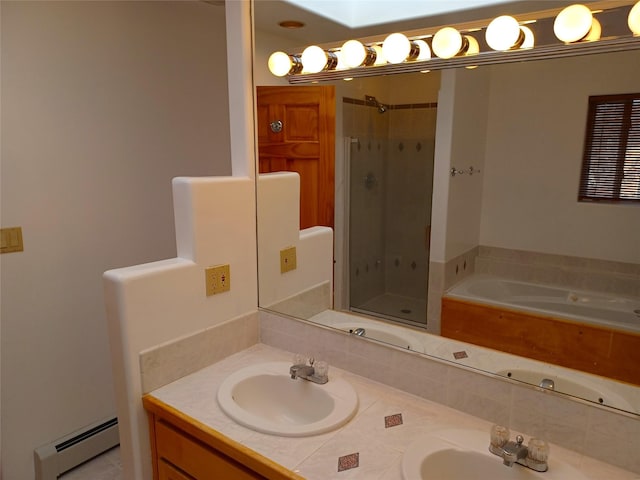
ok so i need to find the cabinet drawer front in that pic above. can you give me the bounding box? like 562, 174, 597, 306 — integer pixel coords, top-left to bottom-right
156, 420, 264, 480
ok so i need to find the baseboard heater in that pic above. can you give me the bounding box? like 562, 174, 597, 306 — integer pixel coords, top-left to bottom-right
34, 416, 119, 480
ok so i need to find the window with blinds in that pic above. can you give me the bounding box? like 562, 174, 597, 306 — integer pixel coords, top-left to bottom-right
578, 93, 640, 203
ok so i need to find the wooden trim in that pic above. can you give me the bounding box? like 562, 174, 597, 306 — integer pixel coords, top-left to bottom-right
441, 297, 640, 386
142, 396, 304, 480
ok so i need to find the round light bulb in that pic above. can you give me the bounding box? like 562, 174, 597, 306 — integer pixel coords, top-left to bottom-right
486, 15, 523, 51
372, 44, 387, 65
414, 39, 431, 61
341, 40, 366, 68
301, 45, 328, 73
382, 33, 411, 64
268, 51, 293, 77
630, 1, 640, 35
554, 4, 594, 43
584, 17, 601, 41
520, 25, 535, 48
464, 35, 480, 69
432, 27, 463, 59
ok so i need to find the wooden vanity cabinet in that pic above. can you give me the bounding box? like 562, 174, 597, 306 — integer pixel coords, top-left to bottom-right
143, 395, 303, 480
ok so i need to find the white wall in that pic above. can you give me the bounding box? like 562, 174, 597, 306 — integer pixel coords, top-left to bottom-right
0, 2, 231, 479
480, 51, 640, 264
431, 67, 490, 263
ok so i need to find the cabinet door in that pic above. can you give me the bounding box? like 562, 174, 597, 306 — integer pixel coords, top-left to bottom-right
156, 420, 265, 480
159, 459, 195, 480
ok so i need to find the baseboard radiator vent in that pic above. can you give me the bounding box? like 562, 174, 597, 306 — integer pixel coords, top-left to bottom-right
34, 416, 119, 480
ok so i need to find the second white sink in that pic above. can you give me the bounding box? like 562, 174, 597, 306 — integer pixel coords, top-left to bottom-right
217, 361, 358, 436
402, 428, 587, 480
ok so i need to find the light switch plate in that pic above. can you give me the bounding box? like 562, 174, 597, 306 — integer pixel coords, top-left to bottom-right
280, 246, 297, 273
205, 264, 231, 296
1, 227, 24, 254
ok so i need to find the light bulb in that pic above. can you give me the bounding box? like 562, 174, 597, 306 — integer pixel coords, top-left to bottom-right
584, 18, 601, 41
432, 27, 463, 59
554, 4, 594, 43
268, 51, 293, 77
630, 1, 640, 35
520, 26, 535, 49
486, 15, 523, 51
414, 39, 431, 61
382, 33, 411, 64
302, 45, 328, 73
372, 44, 387, 65
341, 40, 366, 68
464, 35, 480, 69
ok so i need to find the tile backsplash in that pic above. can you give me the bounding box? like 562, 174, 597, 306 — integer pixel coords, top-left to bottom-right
260, 309, 640, 474
474, 245, 640, 297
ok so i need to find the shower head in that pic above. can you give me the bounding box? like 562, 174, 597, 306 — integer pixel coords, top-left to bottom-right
365, 95, 388, 114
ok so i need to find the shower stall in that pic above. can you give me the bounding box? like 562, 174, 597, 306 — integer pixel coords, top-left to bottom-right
343, 94, 437, 327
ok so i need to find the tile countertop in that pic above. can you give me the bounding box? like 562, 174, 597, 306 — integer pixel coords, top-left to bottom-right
148, 344, 637, 480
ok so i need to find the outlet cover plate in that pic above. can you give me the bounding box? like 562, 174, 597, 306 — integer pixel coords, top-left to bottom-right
205, 264, 231, 296
280, 246, 297, 273
0, 227, 24, 254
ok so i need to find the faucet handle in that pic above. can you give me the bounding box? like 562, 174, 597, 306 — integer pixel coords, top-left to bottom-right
490, 425, 510, 448
526, 438, 549, 472
314, 360, 329, 378
293, 353, 307, 365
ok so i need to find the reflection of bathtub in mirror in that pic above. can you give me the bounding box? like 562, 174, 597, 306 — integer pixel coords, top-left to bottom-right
445, 274, 640, 333
441, 274, 640, 386
308, 308, 640, 414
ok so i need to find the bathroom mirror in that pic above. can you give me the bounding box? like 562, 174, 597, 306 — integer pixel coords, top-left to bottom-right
253, 0, 640, 415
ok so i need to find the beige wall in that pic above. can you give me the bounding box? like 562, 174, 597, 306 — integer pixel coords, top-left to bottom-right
480, 50, 640, 264
0, 2, 231, 478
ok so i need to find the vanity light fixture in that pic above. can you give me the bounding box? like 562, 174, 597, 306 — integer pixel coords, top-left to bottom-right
630, 1, 640, 35
341, 40, 377, 68
432, 27, 468, 59
486, 15, 526, 51
301, 45, 338, 73
268, 51, 303, 77
553, 4, 598, 43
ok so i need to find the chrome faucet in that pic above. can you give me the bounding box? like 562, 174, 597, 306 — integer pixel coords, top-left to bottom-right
501, 435, 528, 467
289, 357, 328, 384
489, 425, 549, 472
352, 327, 366, 337
539, 378, 555, 390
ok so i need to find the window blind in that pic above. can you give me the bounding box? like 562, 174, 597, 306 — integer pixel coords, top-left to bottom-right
579, 93, 640, 203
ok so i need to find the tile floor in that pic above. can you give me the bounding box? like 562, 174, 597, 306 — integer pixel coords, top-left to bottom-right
59, 446, 122, 480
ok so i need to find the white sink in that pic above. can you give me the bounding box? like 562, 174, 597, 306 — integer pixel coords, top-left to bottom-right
402, 428, 588, 480
217, 361, 358, 436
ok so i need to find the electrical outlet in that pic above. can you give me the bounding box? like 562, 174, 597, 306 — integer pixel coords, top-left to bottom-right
280, 246, 297, 273
1, 227, 24, 254
205, 264, 230, 296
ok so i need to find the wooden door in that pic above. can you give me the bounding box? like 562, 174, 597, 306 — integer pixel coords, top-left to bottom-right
257, 85, 335, 229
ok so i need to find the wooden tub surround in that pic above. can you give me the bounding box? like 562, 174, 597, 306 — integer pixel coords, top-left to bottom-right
143, 395, 303, 480
441, 297, 640, 386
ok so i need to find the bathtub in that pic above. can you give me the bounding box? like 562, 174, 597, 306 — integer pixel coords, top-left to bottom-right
442, 274, 640, 386
445, 274, 640, 334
